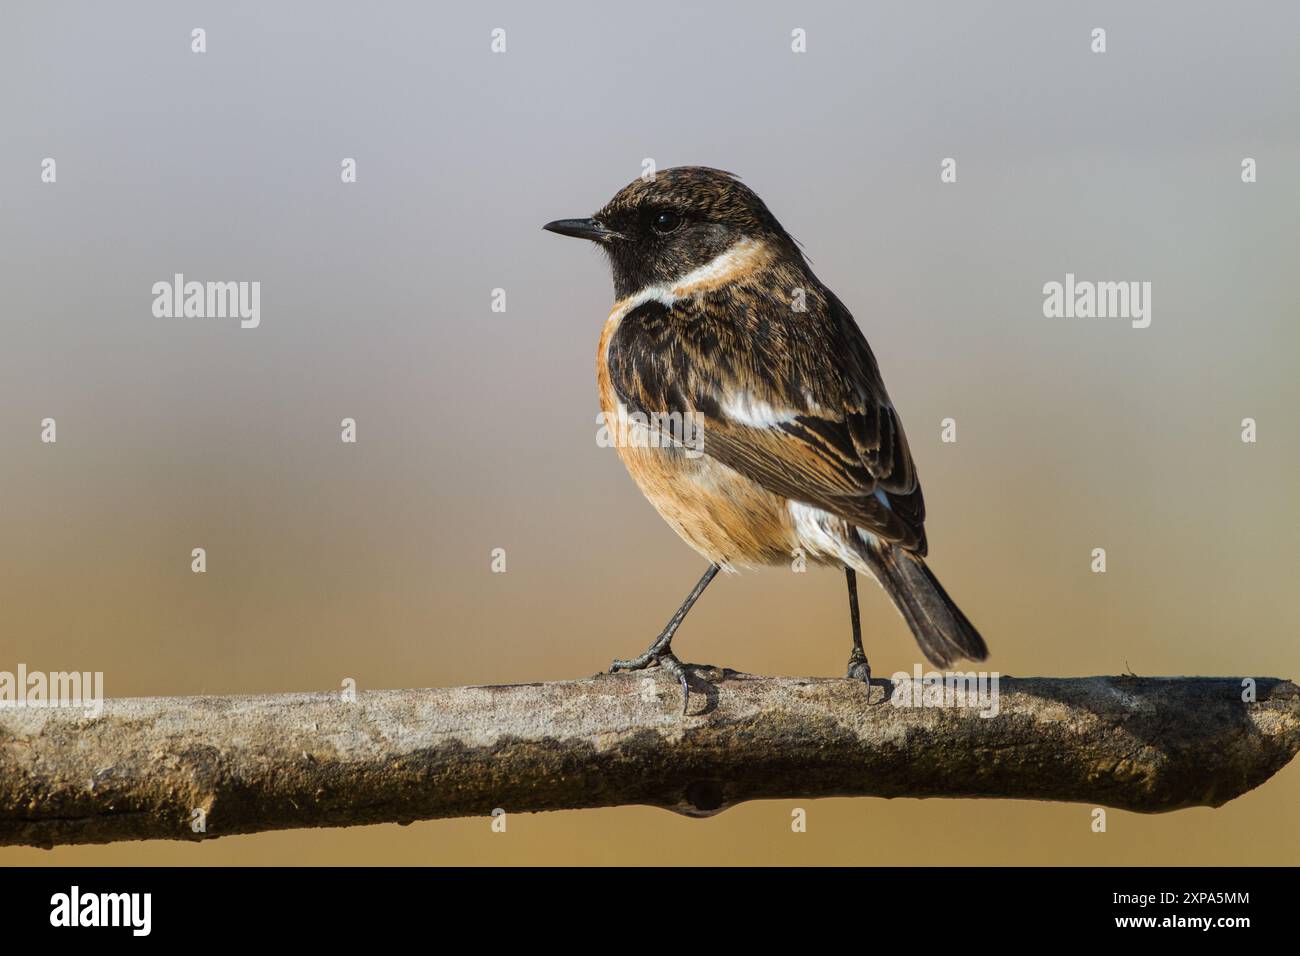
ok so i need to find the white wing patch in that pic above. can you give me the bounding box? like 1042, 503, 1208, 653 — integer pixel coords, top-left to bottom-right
721, 394, 800, 428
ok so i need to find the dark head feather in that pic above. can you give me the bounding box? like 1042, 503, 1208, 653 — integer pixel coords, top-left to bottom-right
592, 167, 803, 297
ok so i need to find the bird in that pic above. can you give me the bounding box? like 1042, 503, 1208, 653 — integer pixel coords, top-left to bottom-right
544, 166, 987, 709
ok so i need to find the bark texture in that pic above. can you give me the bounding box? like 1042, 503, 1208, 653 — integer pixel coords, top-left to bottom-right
0, 670, 1296, 847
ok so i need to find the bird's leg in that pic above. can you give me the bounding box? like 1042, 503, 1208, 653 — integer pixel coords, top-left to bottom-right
845, 567, 872, 683
611, 564, 720, 708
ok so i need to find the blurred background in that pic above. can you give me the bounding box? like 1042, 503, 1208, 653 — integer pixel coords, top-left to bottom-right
1, 0, 1297, 865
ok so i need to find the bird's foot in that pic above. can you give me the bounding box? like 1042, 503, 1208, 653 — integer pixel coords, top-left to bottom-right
610, 647, 661, 673
611, 648, 691, 714
846, 648, 872, 684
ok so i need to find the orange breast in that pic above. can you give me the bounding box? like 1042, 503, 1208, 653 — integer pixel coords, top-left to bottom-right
596, 307, 796, 569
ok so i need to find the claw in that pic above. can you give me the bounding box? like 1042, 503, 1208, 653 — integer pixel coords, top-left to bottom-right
611, 650, 691, 713
657, 654, 691, 714
846, 649, 872, 686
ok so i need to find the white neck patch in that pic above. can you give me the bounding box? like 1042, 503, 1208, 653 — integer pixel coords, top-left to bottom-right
607, 238, 768, 324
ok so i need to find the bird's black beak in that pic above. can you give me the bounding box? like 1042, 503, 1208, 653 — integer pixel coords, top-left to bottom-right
542, 218, 621, 242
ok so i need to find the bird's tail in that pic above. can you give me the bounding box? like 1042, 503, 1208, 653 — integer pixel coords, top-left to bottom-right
856, 543, 988, 668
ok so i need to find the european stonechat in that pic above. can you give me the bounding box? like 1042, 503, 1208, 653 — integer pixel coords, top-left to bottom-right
545, 167, 987, 708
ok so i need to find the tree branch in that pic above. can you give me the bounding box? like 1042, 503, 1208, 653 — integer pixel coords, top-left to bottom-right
1, 670, 1296, 847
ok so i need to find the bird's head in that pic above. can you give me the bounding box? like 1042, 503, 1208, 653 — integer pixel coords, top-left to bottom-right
544, 166, 799, 299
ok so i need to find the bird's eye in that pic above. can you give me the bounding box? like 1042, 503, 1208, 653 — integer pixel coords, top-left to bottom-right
652, 210, 682, 235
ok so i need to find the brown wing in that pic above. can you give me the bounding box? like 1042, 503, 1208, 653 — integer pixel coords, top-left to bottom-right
606, 284, 928, 554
